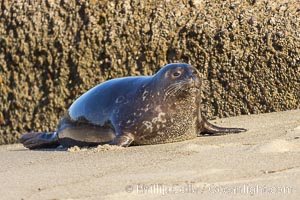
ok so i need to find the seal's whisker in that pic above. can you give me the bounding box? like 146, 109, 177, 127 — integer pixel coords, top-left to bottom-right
164, 87, 181, 100
165, 82, 184, 95
165, 80, 188, 91
164, 80, 190, 101
166, 81, 187, 92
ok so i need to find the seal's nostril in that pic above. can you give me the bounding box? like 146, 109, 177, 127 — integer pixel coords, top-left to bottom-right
190, 75, 197, 82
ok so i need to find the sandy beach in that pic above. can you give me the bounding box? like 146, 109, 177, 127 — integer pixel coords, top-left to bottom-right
0, 109, 299, 200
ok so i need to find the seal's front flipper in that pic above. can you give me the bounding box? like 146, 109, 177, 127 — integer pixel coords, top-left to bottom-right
199, 117, 247, 136
19, 132, 60, 149
110, 133, 134, 147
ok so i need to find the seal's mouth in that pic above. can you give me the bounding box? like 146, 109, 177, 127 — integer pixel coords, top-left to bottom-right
182, 82, 201, 96
164, 79, 201, 100
188, 78, 202, 89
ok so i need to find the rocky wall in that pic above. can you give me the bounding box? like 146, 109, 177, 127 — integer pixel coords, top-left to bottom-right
0, 0, 299, 144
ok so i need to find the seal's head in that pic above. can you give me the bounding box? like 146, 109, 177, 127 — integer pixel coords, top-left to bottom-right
154, 63, 202, 100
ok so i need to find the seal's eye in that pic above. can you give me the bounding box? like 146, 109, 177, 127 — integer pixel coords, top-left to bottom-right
172, 71, 181, 78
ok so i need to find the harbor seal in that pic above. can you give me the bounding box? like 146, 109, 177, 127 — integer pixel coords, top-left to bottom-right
20, 63, 246, 149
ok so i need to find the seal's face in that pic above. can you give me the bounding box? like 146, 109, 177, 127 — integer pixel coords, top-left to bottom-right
156, 63, 202, 101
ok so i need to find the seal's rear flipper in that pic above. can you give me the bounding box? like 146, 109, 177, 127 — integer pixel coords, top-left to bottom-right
199, 117, 247, 136
19, 132, 60, 149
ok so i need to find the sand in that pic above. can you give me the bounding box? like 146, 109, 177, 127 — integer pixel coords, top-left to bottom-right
0, 109, 299, 200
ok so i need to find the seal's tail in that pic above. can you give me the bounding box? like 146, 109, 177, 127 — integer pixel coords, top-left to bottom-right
19, 132, 60, 149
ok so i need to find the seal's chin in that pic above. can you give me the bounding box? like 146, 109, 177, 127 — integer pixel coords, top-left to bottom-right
184, 85, 201, 96
176, 82, 201, 97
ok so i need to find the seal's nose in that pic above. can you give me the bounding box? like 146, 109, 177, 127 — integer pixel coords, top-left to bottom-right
189, 74, 201, 88
187, 67, 201, 88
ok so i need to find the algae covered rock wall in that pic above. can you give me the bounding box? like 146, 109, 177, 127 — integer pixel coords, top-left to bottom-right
0, 0, 299, 144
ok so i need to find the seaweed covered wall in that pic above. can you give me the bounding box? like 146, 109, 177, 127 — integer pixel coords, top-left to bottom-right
0, 0, 299, 144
